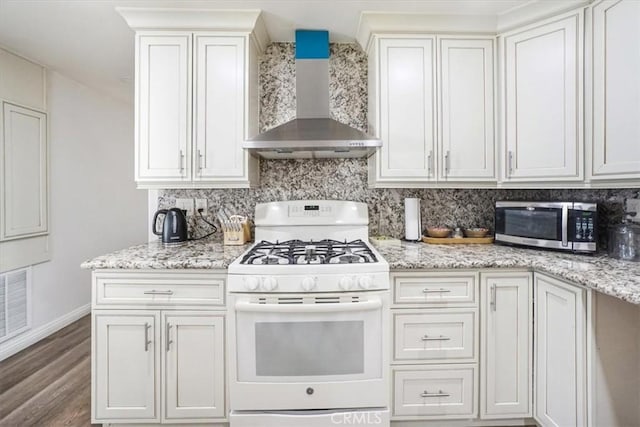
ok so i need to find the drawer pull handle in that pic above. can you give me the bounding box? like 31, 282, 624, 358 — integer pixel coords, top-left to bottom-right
144, 323, 151, 352
421, 390, 450, 398
143, 290, 174, 295
490, 284, 497, 311
421, 335, 450, 341
166, 323, 173, 352
422, 288, 451, 294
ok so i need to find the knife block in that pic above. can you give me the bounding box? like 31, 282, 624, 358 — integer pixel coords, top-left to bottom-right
223, 220, 250, 245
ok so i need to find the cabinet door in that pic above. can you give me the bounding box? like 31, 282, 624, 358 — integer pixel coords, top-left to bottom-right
377, 37, 436, 182
93, 311, 160, 422
590, 0, 640, 180
502, 11, 583, 181
194, 35, 248, 182
163, 312, 225, 420
438, 37, 495, 181
534, 274, 586, 427
136, 33, 191, 183
480, 272, 532, 419
1, 102, 47, 241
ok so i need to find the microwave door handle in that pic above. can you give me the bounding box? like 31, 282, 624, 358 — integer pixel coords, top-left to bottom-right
235, 298, 382, 314
562, 204, 569, 247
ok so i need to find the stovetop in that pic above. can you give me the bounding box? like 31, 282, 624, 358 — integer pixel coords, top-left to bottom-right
239, 239, 379, 265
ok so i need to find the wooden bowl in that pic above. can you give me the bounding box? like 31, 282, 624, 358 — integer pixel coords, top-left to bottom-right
426, 227, 452, 238
464, 227, 489, 238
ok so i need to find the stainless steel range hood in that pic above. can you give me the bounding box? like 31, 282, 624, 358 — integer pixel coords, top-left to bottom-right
243, 30, 382, 159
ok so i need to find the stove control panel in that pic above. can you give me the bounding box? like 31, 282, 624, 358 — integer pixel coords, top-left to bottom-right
231, 272, 389, 293
288, 204, 333, 217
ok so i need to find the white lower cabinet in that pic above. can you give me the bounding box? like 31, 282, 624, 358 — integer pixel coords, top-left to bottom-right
91, 270, 227, 425
534, 273, 587, 427
394, 310, 477, 362
163, 312, 225, 420
391, 270, 536, 424
393, 364, 477, 419
480, 272, 532, 419
390, 271, 479, 421
93, 311, 160, 422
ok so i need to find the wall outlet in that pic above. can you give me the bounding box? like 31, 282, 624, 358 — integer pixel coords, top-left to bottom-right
195, 198, 208, 213
175, 198, 194, 216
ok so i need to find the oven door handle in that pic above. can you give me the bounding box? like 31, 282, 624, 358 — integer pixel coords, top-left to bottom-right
234, 298, 382, 313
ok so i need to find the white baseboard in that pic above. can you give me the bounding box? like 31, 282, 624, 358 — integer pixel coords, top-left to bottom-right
0, 302, 91, 361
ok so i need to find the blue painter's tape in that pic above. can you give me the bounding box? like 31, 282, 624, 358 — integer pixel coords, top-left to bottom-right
295, 30, 329, 59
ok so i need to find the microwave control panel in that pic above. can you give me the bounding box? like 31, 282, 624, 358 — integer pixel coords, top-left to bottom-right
570, 210, 597, 242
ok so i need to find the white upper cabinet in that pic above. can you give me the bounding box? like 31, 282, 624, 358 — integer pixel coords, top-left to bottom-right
373, 37, 436, 184
193, 35, 249, 182
121, 9, 268, 189
589, 0, 640, 181
438, 37, 495, 181
135, 32, 258, 188
501, 10, 584, 182
368, 35, 496, 187
136, 33, 191, 183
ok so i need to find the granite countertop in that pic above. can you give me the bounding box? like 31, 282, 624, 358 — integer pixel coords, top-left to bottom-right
82, 238, 640, 305
81, 239, 251, 270
372, 241, 640, 305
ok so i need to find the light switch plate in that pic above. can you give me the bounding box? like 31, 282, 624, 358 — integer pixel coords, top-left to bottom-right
176, 198, 194, 216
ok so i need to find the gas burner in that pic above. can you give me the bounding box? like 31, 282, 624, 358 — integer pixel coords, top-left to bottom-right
240, 239, 378, 265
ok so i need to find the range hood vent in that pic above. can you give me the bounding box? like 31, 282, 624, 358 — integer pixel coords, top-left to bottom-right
243, 30, 382, 159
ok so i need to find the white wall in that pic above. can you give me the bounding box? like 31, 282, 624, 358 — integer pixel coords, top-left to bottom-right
1, 70, 147, 358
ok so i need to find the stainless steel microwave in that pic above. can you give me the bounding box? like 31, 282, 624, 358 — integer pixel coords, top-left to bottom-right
495, 201, 598, 253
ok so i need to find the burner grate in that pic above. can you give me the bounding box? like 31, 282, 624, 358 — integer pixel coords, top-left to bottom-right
240, 239, 378, 265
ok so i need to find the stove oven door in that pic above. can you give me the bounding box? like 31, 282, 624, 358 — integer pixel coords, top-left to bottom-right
229, 291, 388, 411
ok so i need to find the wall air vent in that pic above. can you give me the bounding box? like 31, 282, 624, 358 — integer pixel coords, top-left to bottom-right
0, 268, 31, 343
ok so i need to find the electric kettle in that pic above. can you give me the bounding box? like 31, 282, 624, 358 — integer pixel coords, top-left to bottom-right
153, 208, 188, 245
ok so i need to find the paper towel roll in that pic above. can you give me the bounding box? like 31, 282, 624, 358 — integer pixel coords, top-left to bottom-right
404, 198, 421, 241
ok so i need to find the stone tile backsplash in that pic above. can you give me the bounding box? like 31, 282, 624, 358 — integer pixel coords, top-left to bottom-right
159, 42, 640, 248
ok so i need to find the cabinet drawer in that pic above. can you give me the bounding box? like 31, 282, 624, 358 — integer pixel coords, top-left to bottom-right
393, 365, 477, 419
93, 272, 225, 307
393, 310, 477, 362
392, 272, 477, 306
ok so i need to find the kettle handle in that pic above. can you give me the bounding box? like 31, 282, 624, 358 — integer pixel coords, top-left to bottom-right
152, 209, 168, 236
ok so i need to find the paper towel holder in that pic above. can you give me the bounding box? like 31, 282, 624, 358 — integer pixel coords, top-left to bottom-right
404, 198, 422, 242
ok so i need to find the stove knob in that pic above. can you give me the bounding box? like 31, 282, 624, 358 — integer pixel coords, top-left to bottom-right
301, 276, 317, 291
244, 276, 261, 291
338, 276, 354, 291
262, 277, 278, 291
357, 275, 374, 290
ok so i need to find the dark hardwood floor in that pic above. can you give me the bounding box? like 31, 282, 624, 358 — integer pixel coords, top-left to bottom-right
0, 315, 98, 426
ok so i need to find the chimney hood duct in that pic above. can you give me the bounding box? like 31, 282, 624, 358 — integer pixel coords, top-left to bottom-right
243, 30, 382, 159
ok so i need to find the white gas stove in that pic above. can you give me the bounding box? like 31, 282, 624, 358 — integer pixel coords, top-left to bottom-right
228, 200, 389, 289
227, 200, 390, 427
